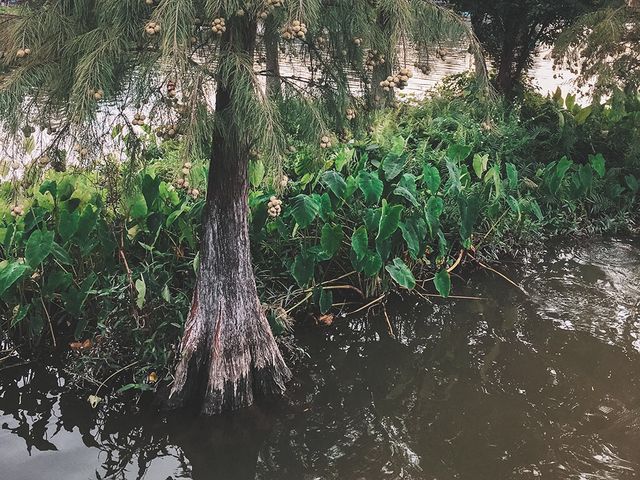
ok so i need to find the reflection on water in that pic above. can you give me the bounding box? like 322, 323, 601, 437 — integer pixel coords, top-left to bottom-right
1, 238, 640, 479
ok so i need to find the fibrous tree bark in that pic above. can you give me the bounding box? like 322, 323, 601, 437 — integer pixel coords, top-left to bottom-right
168, 16, 291, 415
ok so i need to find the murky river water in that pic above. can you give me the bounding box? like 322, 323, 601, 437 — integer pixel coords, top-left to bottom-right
1, 238, 639, 480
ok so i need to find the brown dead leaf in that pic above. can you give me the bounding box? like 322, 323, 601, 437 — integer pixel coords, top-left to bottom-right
318, 314, 334, 326
69, 339, 93, 351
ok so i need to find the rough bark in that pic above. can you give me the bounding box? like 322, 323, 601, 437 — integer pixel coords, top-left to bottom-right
264, 16, 282, 97
168, 16, 291, 415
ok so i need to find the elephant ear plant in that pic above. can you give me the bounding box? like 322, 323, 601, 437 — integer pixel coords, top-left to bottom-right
0, 0, 483, 414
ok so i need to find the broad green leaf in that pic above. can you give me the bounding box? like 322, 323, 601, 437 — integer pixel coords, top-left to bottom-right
291, 252, 315, 287
25, 229, 54, 268
458, 195, 480, 242
0, 262, 30, 297
334, 147, 354, 172
356, 170, 384, 205
400, 217, 427, 259
363, 251, 383, 277
394, 174, 419, 207
51, 242, 73, 266
290, 194, 320, 228
589, 153, 605, 178
548, 157, 573, 194
75, 205, 99, 246
578, 164, 593, 191
472, 154, 489, 179
320, 224, 343, 258
565, 93, 576, 111
447, 144, 472, 162
446, 160, 463, 193
322, 171, 348, 199
319, 287, 333, 314
506, 163, 518, 190
574, 106, 592, 125
351, 226, 368, 261
506, 195, 521, 220
385, 258, 416, 290
625, 174, 639, 193
422, 163, 441, 193
425, 196, 444, 236
128, 192, 148, 220
135, 275, 146, 309
58, 209, 79, 243
142, 174, 161, 209
382, 146, 407, 180
377, 200, 403, 241
529, 200, 544, 222
434, 269, 451, 298
249, 159, 266, 188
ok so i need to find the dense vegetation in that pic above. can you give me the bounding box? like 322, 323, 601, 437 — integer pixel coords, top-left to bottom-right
1, 78, 638, 394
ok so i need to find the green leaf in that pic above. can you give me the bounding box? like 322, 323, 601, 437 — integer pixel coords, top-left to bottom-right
356, 170, 384, 205
529, 200, 544, 222
393, 174, 419, 207
334, 147, 354, 172
363, 251, 383, 277
447, 143, 472, 162
425, 196, 444, 237
290, 194, 320, 228
434, 269, 451, 298
75, 204, 99, 239
446, 160, 463, 193
578, 164, 593, 191
58, 209, 80, 243
135, 275, 146, 309
472, 154, 489, 179
25, 229, 54, 268
291, 251, 315, 287
400, 217, 427, 259
548, 157, 573, 194
574, 105, 592, 125
589, 153, 606, 178
625, 174, 639, 193
506, 195, 521, 220
142, 174, 161, 209
382, 139, 407, 180
377, 200, 403, 241
319, 287, 333, 314
0, 262, 30, 297
458, 195, 480, 242
385, 258, 416, 290
320, 224, 343, 259
322, 171, 348, 199
249, 160, 266, 188
128, 192, 148, 220
506, 163, 518, 190
351, 226, 368, 261
422, 163, 441, 193
51, 242, 73, 266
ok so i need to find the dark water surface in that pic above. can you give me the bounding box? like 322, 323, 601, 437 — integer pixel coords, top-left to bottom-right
1, 239, 639, 480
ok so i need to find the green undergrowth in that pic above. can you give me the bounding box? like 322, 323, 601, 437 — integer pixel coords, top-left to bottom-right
1, 79, 638, 394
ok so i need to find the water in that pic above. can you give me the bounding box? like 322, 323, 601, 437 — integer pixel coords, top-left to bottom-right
1, 238, 639, 480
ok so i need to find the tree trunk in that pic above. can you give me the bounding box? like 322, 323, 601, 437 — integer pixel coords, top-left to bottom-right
370, 61, 393, 109
369, 12, 394, 109
264, 16, 281, 97
168, 16, 291, 415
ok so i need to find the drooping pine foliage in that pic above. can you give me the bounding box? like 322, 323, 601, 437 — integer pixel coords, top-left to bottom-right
0, 0, 483, 177
553, 1, 640, 95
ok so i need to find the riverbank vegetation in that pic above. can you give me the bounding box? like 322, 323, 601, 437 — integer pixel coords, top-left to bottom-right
1, 77, 638, 396
0, 0, 639, 413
